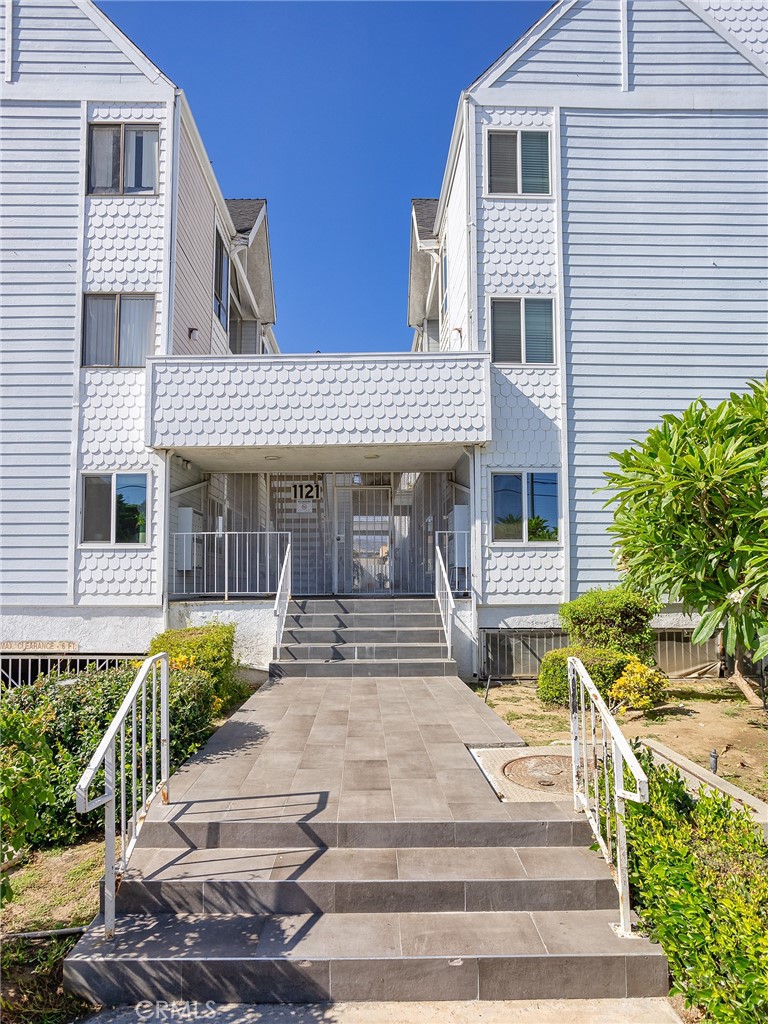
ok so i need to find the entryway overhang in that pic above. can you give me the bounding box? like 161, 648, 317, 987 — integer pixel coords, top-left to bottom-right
146, 353, 491, 470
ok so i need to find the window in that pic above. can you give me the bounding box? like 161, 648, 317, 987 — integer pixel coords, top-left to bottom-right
488, 131, 550, 195
491, 297, 554, 364
87, 124, 158, 195
214, 232, 229, 329
82, 473, 148, 544
82, 294, 154, 367
493, 472, 559, 543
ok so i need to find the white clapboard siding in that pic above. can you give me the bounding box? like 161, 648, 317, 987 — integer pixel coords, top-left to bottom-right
0, 101, 82, 603
11, 0, 144, 79
172, 122, 217, 355
629, 0, 768, 87
562, 109, 768, 594
496, 0, 620, 87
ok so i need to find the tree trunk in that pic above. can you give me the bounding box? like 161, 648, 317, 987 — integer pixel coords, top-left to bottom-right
728, 648, 765, 708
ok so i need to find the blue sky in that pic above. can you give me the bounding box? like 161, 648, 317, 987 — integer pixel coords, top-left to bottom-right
99, 1, 550, 354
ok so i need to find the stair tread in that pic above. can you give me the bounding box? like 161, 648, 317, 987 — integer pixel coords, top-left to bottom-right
68, 909, 664, 961
126, 845, 614, 882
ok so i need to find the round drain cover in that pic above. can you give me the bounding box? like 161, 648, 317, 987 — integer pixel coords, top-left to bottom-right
503, 754, 572, 795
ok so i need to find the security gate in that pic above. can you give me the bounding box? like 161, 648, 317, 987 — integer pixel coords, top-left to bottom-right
336, 486, 392, 594
269, 472, 450, 595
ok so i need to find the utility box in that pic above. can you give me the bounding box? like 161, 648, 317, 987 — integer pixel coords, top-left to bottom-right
447, 505, 470, 568
177, 507, 203, 570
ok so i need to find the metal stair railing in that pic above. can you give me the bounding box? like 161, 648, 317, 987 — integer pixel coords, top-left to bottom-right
274, 542, 292, 655
568, 656, 648, 937
435, 545, 455, 660
75, 653, 169, 940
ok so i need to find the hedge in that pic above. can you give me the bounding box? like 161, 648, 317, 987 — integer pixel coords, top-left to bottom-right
559, 586, 659, 662
626, 754, 768, 1023
149, 623, 248, 706
1, 663, 219, 849
537, 645, 631, 706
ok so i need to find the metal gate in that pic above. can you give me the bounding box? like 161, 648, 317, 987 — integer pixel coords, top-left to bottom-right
269, 471, 448, 595
336, 486, 392, 593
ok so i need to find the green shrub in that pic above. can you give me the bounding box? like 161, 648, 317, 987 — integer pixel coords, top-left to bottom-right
2, 663, 219, 849
559, 586, 660, 662
149, 623, 248, 706
537, 646, 631, 706
0, 704, 55, 900
626, 754, 768, 1023
609, 656, 668, 711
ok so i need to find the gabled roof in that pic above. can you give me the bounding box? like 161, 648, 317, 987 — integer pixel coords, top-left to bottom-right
79, 0, 176, 87
470, 0, 767, 90
412, 198, 439, 242
225, 199, 267, 236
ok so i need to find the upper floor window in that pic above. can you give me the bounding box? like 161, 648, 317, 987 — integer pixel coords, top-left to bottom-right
492, 472, 559, 543
82, 472, 148, 545
488, 131, 550, 195
87, 124, 159, 195
214, 232, 229, 329
83, 294, 154, 367
491, 297, 554, 364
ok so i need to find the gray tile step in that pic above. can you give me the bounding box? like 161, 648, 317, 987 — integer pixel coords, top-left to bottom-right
277, 644, 450, 662
288, 598, 438, 615
286, 613, 444, 629
135, 809, 593, 851
116, 845, 618, 915
269, 659, 458, 679
64, 909, 668, 1004
281, 628, 446, 645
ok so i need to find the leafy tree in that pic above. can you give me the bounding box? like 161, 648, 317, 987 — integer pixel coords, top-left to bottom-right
604, 376, 768, 705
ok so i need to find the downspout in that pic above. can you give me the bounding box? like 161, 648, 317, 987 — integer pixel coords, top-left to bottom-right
159, 94, 182, 632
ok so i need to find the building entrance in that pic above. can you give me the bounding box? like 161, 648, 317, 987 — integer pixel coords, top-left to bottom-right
270, 471, 450, 596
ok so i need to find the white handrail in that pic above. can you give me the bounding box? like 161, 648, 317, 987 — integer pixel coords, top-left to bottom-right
76, 653, 170, 939
568, 656, 648, 937
435, 545, 455, 660
274, 542, 292, 654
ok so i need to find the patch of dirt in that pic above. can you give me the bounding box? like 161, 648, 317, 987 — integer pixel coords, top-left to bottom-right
1, 839, 103, 935
481, 677, 768, 802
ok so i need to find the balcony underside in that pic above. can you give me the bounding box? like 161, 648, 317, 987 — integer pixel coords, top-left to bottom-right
164, 442, 472, 473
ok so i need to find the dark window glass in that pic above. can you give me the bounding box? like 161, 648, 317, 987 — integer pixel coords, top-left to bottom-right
491, 299, 522, 362
488, 132, 518, 194
87, 126, 120, 194
83, 295, 117, 365
115, 474, 147, 543
214, 233, 229, 329
521, 132, 550, 194
82, 475, 112, 542
528, 473, 559, 542
524, 299, 554, 363
123, 127, 158, 194
493, 474, 523, 541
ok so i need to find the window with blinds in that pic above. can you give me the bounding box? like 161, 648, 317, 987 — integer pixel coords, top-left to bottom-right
87, 124, 158, 195
82, 294, 155, 367
491, 297, 554, 363
487, 130, 550, 195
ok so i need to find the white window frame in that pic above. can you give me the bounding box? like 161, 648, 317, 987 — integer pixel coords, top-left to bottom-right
490, 469, 561, 546
86, 123, 160, 197
483, 127, 552, 199
213, 230, 230, 331
487, 294, 557, 365
79, 471, 151, 548
81, 292, 156, 368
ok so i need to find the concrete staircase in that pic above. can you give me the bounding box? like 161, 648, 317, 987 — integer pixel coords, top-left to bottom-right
271, 597, 457, 678
65, 815, 667, 1004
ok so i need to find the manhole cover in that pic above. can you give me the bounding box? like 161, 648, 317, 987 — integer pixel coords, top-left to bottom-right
503, 754, 572, 794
